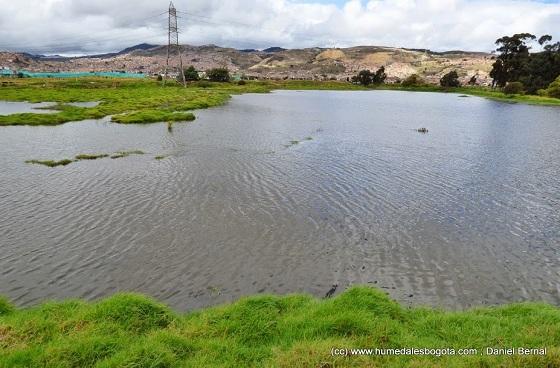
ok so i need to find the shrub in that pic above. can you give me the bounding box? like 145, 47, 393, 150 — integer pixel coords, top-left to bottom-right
351, 67, 386, 86
183, 66, 200, 82
440, 70, 461, 87
503, 81, 525, 95
237, 80, 247, 85
352, 70, 373, 86
194, 80, 212, 88
401, 74, 424, 87
543, 76, 560, 98
207, 68, 230, 82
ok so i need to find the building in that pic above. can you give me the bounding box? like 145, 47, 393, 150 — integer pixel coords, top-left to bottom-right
0, 67, 14, 77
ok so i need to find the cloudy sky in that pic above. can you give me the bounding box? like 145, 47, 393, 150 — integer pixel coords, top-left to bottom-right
0, 0, 559, 55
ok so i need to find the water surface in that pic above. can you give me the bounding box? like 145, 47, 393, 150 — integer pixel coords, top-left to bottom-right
0, 101, 57, 115
0, 90, 559, 310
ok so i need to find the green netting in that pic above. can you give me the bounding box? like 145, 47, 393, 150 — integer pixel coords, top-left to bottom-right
17, 71, 146, 78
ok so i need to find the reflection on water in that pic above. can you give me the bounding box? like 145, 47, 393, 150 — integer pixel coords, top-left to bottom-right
66, 101, 101, 108
0, 90, 559, 310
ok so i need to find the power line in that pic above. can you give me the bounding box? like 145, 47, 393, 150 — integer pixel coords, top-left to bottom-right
164, 2, 186, 87
0, 11, 169, 53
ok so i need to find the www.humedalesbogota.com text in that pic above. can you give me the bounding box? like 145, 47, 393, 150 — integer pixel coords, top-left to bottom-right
331, 347, 547, 357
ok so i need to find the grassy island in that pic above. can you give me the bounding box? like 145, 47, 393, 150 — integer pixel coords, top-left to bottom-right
0, 287, 559, 367
1, 78, 558, 127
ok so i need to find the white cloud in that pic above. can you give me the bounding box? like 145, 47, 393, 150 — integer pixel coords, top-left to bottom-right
0, 0, 559, 55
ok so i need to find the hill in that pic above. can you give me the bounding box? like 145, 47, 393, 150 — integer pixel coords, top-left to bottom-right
0, 44, 494, 85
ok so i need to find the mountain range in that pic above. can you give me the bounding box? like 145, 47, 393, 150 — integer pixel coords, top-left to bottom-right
0, 43, 494, 85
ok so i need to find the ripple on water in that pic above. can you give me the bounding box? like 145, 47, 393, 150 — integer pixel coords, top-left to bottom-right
0, 90, 559, 310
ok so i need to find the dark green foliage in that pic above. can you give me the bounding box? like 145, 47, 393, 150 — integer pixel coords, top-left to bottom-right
351, 70, 373, 86
182, 66, 200, 82
401, 74, 424, 87
440, 70, 461, 87
207, 68, 230, 82
373, 66, 387, 84
237, 80, 247, 85
351, 67, 386, 86
490, 33, 560, 94
468, 75, 478, 85
503, 81, 525, 95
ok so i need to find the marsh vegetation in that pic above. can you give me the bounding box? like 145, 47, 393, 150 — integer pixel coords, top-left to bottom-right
26, 150, 146, 167
1, 77, 559, 128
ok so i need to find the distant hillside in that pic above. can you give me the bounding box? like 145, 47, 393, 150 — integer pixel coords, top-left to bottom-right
0, 44, 494, 85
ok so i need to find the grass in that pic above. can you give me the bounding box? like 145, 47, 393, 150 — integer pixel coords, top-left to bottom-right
26, 150, 146, 167
110, 150, 145, 159
24, 159, 74, 167
0, 287, 558, 367
75, 154, 109, 160
2, 78, 557, 127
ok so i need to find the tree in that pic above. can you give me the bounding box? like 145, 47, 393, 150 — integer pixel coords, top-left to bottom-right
354, 70, 374, 86
352, 67, 387, 86
543, 76, 560, 98
440, 70, 460, 87
490, 33, 560, 93
468, 75, 478, 85
183, 66, 200, 81
207, 68, 230, 82
490, 33, 535, 88
372, 66, 387, 84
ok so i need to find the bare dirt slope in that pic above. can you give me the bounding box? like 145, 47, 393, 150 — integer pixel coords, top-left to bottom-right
0, 44, 494, 85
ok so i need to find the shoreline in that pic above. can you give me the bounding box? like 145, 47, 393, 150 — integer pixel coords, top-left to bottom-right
1, 286, 558, 367
0, 78, 558, 127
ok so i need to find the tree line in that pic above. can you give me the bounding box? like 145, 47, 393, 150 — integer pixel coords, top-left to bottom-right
349, 33, 559, 98
490, 34, 560, 94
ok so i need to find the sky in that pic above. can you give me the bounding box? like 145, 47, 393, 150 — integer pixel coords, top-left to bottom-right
0, 0, 559, 55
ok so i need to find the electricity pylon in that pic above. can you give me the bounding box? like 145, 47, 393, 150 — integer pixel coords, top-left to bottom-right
164, 2, 186, 87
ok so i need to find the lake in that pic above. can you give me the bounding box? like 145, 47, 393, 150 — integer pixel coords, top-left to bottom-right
0, 90, 559, 310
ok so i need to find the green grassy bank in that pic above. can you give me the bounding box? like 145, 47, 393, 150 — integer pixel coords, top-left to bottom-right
1, 287, 559, 367
1, 78, 558, 127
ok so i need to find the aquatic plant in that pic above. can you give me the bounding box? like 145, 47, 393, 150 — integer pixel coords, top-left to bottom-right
0, 287, 559, 367
25, 159, 74, 167
110, 150, 145, 159
75, 154, 109, 160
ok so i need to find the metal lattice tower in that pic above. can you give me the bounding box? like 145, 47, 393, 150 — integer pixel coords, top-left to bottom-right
164, 2, 186, 86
